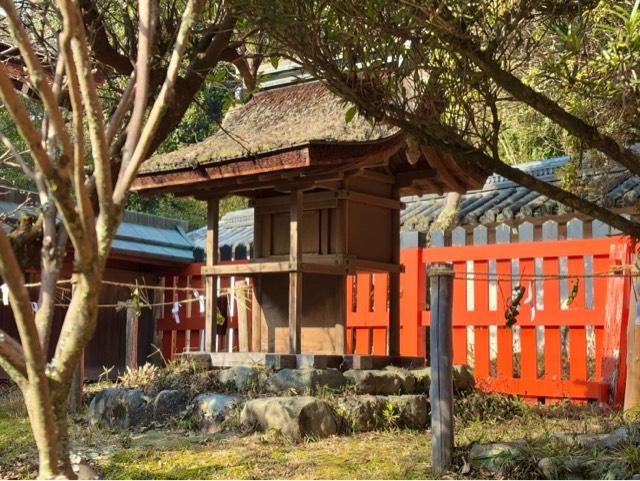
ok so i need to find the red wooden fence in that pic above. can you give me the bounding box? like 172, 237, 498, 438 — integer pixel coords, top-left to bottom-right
347, 236, 632, 404
157, 235, 632, 404
156, 262, 247, 358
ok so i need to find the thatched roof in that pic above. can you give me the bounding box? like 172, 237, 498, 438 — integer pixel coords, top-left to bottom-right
140, 80, 398, 174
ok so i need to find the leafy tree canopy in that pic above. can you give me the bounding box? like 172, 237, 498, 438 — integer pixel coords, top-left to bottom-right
230, 0, 640, 235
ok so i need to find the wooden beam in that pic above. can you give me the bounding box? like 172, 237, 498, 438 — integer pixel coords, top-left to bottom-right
289, 190, 303, 354
338, 190, 404, 210
300, 263, 348, 275
202, 254, 349, 275
420, 145, 466, 193
253, 190, 338, 208
204, 199, 219, 353
190, 169, 343, 199
354, 168, 396, 185
255, 198, 338, 215
388, 188, 401, 357
202, 261, 293, 275
347, 258, 404, 274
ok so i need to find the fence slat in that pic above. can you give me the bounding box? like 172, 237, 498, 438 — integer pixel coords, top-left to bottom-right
496, 256, 512, 379
544, 327, 562, 381
474, 327, 491, 378
520, 326, 538, 381
569, 327, 588, 381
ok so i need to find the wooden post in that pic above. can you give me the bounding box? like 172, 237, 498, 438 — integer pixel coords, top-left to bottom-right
251, 277, 262, 351
151, 277, 165, 362
204, 199, 219, 352
289, 190, 303, 354
388, 188, 401, 356
125, 306, 139, 369
624, 279, 640, 412
428, 262, 454, 471
335, 191, 348, 355
335, 279, 346, 354
236, 280, 250, 352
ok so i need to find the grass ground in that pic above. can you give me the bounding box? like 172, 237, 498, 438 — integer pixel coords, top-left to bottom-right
0, 385, 635, 480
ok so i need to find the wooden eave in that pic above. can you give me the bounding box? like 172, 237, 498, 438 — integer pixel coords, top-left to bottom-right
133, 133, 406, 197
134, 130, 489, 198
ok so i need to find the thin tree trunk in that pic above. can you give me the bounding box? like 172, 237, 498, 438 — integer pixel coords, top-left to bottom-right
431, 192, 461, 232
23, 385, 59, 478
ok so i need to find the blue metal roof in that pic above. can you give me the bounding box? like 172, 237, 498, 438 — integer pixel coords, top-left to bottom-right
0, 187, 200, 264
188, 208, 253, 260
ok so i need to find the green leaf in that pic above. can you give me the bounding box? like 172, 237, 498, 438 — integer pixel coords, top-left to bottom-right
345, 105, 357, 123
270, 56, 280, 69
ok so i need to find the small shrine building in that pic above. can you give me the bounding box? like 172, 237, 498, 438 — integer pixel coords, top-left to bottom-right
133, 74, 486, 364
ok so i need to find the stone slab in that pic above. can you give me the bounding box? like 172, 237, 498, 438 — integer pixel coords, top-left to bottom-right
182, 352, 428, 371
343, 355, 427, 370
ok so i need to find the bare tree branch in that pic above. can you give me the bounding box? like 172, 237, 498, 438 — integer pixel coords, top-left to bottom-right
112, 0, 206, 211
121, 0, 158, 170
58, 0, 113, 221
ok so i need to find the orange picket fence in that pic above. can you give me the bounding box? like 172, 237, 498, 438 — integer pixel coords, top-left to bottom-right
347, 235, 633, 404
156, 232, 633, 405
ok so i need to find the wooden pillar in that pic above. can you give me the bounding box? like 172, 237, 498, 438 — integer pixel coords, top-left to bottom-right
251, 210, 262, 352
335, 191, 348, 355
335, 279, 346, 354
428, 263, 454, 471
388, 188, 401, 356
125, 306, 139, 369
251, 277, 262, 351
624, 279, 640, 411
289, 190, 303, 354
204, 199, 219, 352
151, 277, 165, 362
236, 280, 250, 352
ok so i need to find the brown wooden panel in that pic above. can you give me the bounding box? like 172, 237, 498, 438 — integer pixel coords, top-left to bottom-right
348, 202, 392, 262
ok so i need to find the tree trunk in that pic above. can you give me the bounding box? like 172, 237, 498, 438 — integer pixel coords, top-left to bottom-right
23, 384, 59, 478
430, 192, 461, 232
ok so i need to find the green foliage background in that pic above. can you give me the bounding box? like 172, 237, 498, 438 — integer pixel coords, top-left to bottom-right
0, 76, 247, 231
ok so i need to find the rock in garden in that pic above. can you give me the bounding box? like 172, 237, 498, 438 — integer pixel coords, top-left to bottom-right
538, 456, 631, 480
453, 365, 475, 391
343, 369, 404, 395
88, 388, 149, 429
410, 367, 431, 394
383, 366, 418, 393
217, 366, 265, 392
240, 396, 337, 441
386, 395, 430, 428
337, 395, 387, 432
554, 425, 635, 450
152, 389, 187, 420
192, 392, 244, 432
469, 441, 525, 471
266, 368, 347, 393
